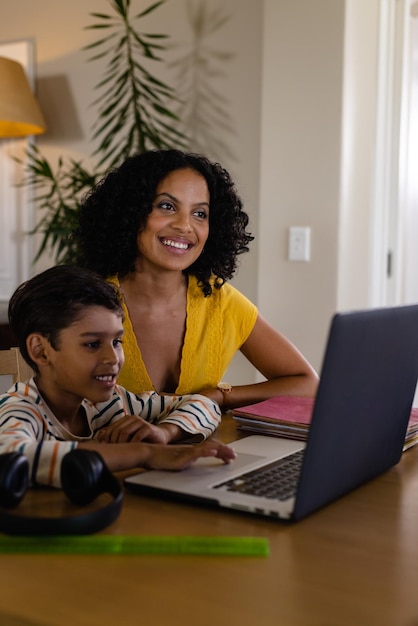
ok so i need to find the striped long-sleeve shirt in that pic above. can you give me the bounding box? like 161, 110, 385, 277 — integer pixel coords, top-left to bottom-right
0, 379, 221, 487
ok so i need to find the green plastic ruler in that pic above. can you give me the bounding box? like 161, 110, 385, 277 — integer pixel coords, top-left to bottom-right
0, 535, 269, 556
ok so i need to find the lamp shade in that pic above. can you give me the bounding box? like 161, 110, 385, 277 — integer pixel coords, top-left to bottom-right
0, 56, 46, 138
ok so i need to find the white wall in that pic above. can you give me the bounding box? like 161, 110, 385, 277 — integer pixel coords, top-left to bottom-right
258, 0, 384, 372
338, 0, 380, 311
258, 0, 345, 371
403, 9, 418, 303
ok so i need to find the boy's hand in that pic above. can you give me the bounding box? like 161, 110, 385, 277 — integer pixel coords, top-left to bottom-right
143, 438, 237, 471
96, 415, 178, 444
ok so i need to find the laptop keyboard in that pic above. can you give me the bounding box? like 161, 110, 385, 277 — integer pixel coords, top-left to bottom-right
214, 449, 305, 501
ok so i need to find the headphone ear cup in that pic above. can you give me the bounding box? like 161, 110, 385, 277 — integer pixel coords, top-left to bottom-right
0, 452, 29, 508
0, 450, 122, 535
61, 449, 112, 506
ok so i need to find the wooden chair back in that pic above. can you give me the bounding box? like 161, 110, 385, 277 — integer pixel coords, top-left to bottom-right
0, 347, 33, 383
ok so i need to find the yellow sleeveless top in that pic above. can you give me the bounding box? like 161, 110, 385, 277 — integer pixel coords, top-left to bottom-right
110, 275, 258, 395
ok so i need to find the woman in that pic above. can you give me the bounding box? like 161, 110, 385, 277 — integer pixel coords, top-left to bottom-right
73, 149, 318, 410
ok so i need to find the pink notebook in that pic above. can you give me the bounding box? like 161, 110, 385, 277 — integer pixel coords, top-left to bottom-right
232, 395, 314, 426
232, 396, 418, 449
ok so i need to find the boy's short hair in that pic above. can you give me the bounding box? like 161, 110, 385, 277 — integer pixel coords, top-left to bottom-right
8, 265, 124, 372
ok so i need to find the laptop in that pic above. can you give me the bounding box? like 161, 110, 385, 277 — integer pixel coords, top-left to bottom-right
125, 305, 418, 521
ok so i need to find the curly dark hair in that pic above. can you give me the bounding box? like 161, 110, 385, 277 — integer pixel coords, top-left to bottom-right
73, 149, 254, 296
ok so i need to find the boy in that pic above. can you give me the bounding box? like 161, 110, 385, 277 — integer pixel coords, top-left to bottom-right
0, 266, 235, 487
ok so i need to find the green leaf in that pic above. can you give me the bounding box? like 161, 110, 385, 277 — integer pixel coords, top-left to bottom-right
89, 13, 112, 20
85, 24, 114, 30
137, 1, 165, 19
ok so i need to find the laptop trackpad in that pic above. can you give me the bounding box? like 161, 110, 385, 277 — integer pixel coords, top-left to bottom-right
125, 452, 268, 491
191, 452, 265, 474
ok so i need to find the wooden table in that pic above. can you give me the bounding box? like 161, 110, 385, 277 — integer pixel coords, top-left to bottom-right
1, 415, 418, 626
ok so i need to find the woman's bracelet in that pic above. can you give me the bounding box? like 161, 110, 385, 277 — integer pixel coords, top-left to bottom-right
217, 382, 232, 410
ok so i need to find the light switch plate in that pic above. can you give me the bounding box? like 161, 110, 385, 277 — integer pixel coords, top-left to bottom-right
288, 227, 311, 262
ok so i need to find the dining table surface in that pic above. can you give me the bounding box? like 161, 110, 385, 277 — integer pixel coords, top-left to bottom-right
0, 413, 418, 626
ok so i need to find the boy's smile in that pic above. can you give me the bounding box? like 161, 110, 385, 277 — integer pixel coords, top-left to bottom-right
34, 306, 125, 425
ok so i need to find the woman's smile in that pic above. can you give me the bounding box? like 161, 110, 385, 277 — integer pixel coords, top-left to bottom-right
160, 236, 194, 252
137, 167, 210, 271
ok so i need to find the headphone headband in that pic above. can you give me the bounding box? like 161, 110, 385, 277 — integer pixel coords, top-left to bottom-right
0, 449, 123, 535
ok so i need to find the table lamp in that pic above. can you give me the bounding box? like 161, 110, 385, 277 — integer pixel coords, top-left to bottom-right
0, 56, 46, 138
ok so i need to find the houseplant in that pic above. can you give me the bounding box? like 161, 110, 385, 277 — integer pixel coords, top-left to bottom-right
22, 0, 187, 265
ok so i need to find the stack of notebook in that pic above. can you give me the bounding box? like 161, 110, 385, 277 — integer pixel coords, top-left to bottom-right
405, 409, 418, 450
232, 395, 418, 451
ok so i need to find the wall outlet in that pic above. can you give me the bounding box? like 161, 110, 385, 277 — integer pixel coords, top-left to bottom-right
288, 226, 311, 262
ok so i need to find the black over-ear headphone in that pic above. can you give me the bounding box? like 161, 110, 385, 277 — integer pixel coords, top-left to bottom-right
0, 449, 123, 535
